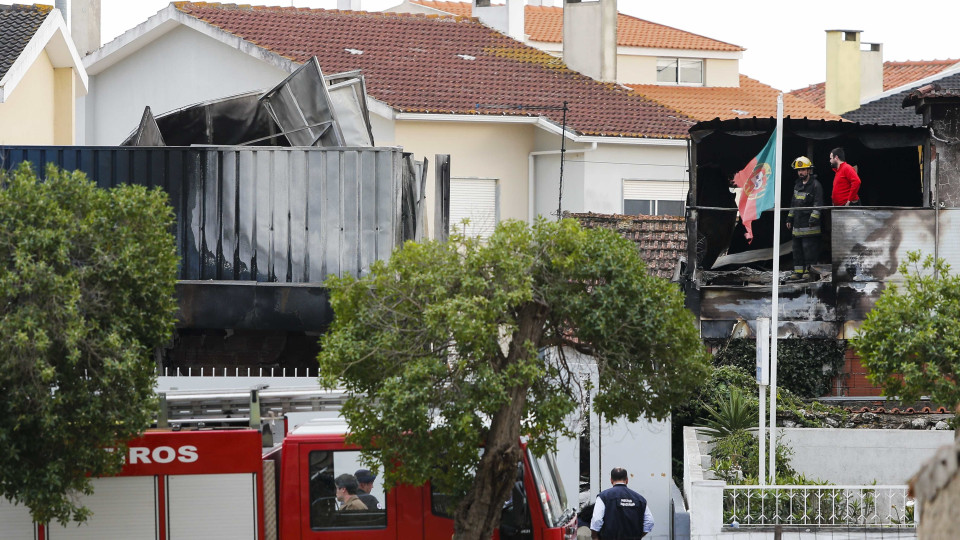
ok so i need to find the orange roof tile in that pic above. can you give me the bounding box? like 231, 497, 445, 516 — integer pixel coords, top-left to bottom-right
789, 59, 960, 108
172, 2, 696, 139
411, 0, 743, 51
628, 75, 843, 122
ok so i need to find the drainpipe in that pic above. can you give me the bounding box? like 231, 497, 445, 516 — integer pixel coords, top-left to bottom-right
528, 142, 598, 224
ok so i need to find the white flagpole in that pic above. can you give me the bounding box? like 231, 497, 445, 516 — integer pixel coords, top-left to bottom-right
768, 94, 784, 485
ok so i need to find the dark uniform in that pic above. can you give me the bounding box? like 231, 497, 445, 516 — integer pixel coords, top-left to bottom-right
787, 173, 824, 280
597, 484, 648, 539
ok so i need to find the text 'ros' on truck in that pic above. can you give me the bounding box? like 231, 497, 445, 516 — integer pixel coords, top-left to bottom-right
2, 388, 577, 540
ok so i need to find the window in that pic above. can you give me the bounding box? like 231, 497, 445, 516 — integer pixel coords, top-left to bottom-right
450, 177, 499, 238
656, 58, 703, 85
308, 450, 387, 530
623, 179, 687, 216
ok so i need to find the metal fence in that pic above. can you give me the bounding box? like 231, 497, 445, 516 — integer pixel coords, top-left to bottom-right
0, 146, 403, 282
724, 485, 915, 528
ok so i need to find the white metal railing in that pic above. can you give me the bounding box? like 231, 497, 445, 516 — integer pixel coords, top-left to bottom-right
158, 366, 317, 378
724, 485, 915, 528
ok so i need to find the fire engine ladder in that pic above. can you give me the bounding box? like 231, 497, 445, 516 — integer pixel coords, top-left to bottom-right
157, 387, 349, 441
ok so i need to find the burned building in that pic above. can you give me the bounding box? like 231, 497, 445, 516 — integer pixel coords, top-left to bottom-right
1, 62, 448, 376
683, 116, 953, 395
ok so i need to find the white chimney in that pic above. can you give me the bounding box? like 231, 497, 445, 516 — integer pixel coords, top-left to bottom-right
860, 42, 883, 102
562, 0, 617, 82
55, 0, 101, 56
472, 0, 526, 42
337, 0, 362, 10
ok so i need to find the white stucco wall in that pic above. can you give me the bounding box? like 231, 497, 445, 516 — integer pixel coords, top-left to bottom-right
705, 58, 739, 87
616, 54, 656, 85
555, 351, 673, 540
80, 24, 289, 145
394, 120, 535, 233
779, 428, 955, 485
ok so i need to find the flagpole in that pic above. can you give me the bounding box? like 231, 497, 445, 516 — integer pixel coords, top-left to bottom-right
768, 94, 784, 485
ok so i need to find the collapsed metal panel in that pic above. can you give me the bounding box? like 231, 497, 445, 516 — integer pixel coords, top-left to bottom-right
831, 208, 936, 283
0, 146, 404, 282
326, 77, 375, 147
260, 58, 345, 147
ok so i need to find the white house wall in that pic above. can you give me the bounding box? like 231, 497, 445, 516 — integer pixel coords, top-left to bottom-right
80, 24, 289, 145
535, 141, 688, 218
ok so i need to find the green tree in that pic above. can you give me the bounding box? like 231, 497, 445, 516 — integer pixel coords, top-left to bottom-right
855, 251, 960, 407
0, 163, 178, 524
318, 218, 710, 540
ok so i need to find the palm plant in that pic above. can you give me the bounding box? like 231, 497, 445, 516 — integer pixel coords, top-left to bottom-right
698, 387, 755, 438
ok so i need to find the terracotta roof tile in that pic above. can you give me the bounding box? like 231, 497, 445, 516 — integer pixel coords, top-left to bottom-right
628, 75, 842, 122
570, 212, 686, 280
172, 2, 694, 139
411, 0, 743, 51
789, 59, 960, 109
0, 4, 52, 82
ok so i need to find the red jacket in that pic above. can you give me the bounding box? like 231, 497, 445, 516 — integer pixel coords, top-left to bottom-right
831, 162, 861, 205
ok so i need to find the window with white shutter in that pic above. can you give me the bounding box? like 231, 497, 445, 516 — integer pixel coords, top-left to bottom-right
449, 178, 499, 239
623, 179, 687, 217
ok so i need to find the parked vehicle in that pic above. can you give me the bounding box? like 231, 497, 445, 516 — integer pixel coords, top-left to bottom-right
3, 389, 577, 540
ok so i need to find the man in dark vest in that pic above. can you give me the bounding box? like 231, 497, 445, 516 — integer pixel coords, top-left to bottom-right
590, 468, 654, 539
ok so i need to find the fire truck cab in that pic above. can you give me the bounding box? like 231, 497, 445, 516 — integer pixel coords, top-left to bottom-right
1, 389, 577, 540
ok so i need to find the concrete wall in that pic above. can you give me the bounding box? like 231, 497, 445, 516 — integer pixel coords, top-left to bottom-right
81, 24, 288, 145
705, 58, 739, 88
780, 428, 954, 485
0, 50, 56, 144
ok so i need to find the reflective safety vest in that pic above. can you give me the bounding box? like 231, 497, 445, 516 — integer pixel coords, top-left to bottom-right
787, 176, 824, 237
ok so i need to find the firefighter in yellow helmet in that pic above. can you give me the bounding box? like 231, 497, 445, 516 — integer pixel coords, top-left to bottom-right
785, 156, 824, 282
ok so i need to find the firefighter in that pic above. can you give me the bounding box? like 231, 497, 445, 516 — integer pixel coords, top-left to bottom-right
785, 156, 823, 282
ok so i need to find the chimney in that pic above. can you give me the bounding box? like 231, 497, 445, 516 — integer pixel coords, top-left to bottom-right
860, 42, 883, 102
54, 0, 70, 31
825, 30, 863, 115
57, 0, 101, 57
337, 0, 362, 10
472, 0, 525, 42
562, 0, 617, 83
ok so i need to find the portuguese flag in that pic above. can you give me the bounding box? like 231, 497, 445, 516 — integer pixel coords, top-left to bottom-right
732, 129, 778, 242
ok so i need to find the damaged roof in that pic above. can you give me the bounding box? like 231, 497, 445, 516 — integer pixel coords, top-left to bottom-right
170, 2, 695, 139
629, 75, 843, 122
844, 70, 960, 127
569, 213, 686, 280
0, 4, 51, 82
789, 59, 960, 109
411, 0, 744, 52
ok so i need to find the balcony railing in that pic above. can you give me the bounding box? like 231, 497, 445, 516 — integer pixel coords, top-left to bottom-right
724, 485, 915, 528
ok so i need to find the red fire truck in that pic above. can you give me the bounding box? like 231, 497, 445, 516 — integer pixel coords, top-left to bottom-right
1, 388, 577, 540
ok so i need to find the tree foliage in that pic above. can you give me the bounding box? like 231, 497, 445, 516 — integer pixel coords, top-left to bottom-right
855, 251, 960, 407
318, 218, 710, 539
712, 338, 846, 398
0, 164, 178, 524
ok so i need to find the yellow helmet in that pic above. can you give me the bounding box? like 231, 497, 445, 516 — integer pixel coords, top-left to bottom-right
791, 156, 813, 169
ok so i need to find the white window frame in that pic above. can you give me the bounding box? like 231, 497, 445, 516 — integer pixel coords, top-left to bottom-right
656, 57, 704, 86
449, 177, 500, 239
622, 179, 687, 217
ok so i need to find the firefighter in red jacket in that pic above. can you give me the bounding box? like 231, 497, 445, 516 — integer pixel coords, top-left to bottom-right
829, 147, 861, 206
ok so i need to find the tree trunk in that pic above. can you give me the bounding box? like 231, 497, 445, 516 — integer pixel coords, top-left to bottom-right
452, 302, 548, 540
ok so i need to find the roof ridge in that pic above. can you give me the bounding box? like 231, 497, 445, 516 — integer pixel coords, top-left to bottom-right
886, 59, 960, 66
615, 12, 744, 51
0, 4, 53, 12
174, 1, 469, 20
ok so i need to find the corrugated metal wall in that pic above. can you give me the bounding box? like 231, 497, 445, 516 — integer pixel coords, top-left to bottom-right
0, 146, 402, 282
